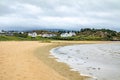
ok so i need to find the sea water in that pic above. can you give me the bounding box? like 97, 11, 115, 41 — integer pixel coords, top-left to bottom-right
50, 43, 120, 80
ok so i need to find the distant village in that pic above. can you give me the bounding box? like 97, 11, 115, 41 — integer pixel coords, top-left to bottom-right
0, 30, 76, 38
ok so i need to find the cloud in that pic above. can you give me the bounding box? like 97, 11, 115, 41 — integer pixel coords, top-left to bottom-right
0, 0, 120, 31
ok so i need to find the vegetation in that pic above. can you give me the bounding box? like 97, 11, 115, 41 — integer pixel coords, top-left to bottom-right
14, 33, 28, 38
76, 28, 120, 41
0, 28, 120, 41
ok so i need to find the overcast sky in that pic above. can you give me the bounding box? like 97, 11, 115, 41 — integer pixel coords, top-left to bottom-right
0, 0, 120, 31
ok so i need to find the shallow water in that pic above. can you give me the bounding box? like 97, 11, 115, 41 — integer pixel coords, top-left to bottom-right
50, 43, 120, 80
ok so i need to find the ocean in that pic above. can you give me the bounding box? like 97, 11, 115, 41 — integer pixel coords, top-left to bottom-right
50, 42, 120, 80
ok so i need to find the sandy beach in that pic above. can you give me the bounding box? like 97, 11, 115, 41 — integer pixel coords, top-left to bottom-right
0, 41, 70, 80
0, 41, 116, 80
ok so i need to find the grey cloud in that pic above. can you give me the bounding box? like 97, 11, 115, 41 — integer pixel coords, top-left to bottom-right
0, 4, 13, 16
0, 0, 120, 31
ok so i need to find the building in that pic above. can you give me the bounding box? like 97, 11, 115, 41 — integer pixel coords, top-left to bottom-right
37, 34, 42, 37
6, 32, 14, 36
69, 32, 76, 36
20, 32, 24, 34
0, 30, 6, 36
42, 34, 57, 38
0, 30, 2, 33
28, 32, 37, 38
60, 32, 76, 37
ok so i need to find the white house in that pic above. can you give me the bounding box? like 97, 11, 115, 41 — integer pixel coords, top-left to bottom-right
42, 34, 57, 38
0, 30, 5, 36
60, 33, 69, 37
28, 32, 37, 37
37, 34, 42, 37
20, 32, 24, 34
0, 30, 5, 33
60, 32, 76, 37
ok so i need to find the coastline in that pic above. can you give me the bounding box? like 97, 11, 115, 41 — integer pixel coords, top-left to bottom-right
49, 42, 120, 80
0, 41, 118, 80
35, 41, 114, 80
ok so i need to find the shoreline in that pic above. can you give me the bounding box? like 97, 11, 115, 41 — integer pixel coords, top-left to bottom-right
0, 41, 119, 80
35, 42, 88, 80
48, 41, 120, 80
35, 41, 115, 80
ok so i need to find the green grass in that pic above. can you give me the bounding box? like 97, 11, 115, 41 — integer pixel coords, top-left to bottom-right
0, 36, 30, 41
0, 35, 119, 41
0, 36, 52, 41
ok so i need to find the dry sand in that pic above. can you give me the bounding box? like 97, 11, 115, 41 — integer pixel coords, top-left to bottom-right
0, 41, 112, 80
0, 41, 68, 80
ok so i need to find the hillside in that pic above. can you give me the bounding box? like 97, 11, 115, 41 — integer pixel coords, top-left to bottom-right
75, 28, 120, 41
